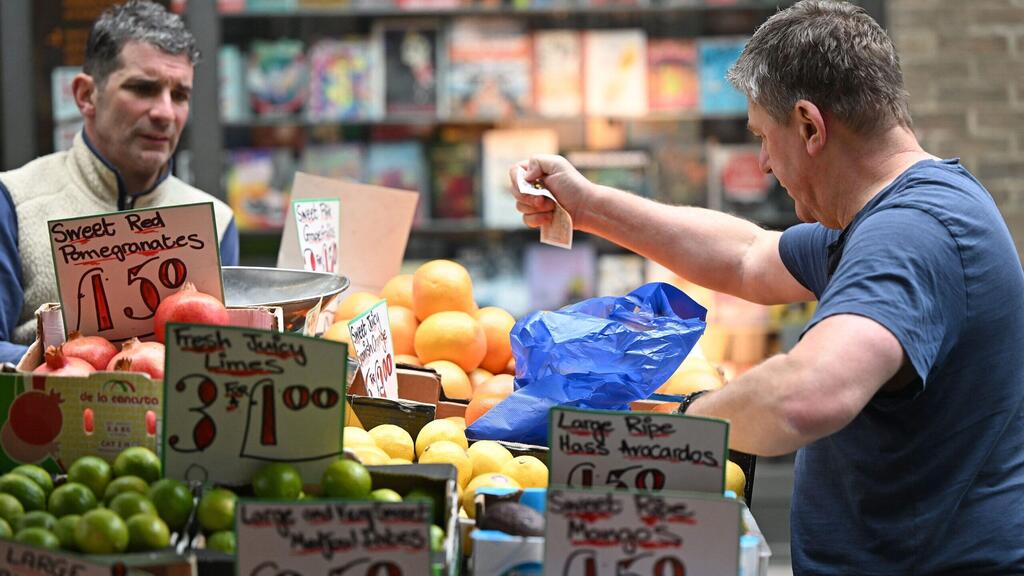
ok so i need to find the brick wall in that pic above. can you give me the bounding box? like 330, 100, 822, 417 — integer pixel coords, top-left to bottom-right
888, 0, 1024, 255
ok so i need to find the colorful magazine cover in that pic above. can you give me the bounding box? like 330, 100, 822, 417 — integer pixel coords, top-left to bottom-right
706, 143, 774, 209
226, 149, 295, 231
299, 143, 365, 182
566, 150, 654, 198
429, 140, 479, 220
698, 37, 749, 115
647, 38, 699, 113
219, 45, 248, 122
366, 140, 429, 223
248, 39, 308, 117
583, 29, 648, 117
374, 20, 442, 117
307, 38, 375, 121
533, 30, 582, 118
481, 128, 559, 229
446, 18, 532, 120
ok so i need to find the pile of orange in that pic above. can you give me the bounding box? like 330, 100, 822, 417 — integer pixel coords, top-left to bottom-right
322, 259, 517, 426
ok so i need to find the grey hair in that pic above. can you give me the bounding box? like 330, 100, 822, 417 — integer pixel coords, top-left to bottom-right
727, 0, 912, 135
84, 0, 200, 87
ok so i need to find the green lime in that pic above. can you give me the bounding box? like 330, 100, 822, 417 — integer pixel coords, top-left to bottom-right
322, 459, 372, 499
68, 456, 112, 500
126, 514, 170, 552
370, 488, 403, 503
74, 509, 129, 554
206, 530, 236, 554
0, 474, 47, 512
147, 478, 194, 531
15, 527, 59, 550
252, 463, 303, 500
197, 489, 237, 533
15, 510, 57, 533
103, 475, 150, 504
108, 492, 157, 520
0, 518, 11, 539
11, 465, 54, 498
54, 515, 80, 551
0, 493, 25, 525
404, 488, 440, 525
113, 447, 161, 484
48, 483, 97, 518
430, 524, 445, 551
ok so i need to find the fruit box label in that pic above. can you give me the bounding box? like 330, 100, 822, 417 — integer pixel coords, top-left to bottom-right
48, 202, 223, 344
292, 198, 340, 274
542, 487, 741, 576
348, 301, 398, 399
162, 324, 348, 487
236, 500, 432, 576
0, 372, 160, 473
548, 407, 728, 494
0, 539, 136, 575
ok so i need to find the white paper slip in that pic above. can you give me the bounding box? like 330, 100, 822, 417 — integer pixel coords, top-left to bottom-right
516, 167, 573, 249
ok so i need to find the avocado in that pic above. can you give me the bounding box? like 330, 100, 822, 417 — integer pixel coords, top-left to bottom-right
477, 501, 544, 537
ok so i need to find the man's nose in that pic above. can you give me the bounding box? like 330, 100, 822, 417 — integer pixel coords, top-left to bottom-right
149, 91, 174, 124
758, 146, 772, 175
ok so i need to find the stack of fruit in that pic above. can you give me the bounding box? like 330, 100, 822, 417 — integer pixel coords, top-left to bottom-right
0, 447, 193, 554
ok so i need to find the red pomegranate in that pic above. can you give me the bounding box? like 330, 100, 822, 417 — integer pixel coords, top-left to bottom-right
7, 389, 63, 446
33, 346, 95, 376
61, 331, 117, 371
107, 338, 165, 380
153, 282, 229, 343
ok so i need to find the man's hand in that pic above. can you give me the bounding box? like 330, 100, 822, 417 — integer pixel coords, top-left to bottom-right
508, 154, 596, 231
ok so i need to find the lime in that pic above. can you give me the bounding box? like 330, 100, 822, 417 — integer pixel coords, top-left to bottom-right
126, 514, 170, 552
0, 474, 47, 512
405, 488, 440, 525
0, 493, 25, 525
430, 524, 445, 551
109, 492, 157, 520
48, 482, 97, 517
0, 518, 10, 539
53, 515, 80, 551
370, 488, 403, 503
206, 530, 236, 554
322, 459, 372, 499
197, 489, 237, 533
15, 527, 59, 550
68, 456, 112, 500
11, 465, 54, 498
74, 509, 129, 554
15, 510, 57, 533
113, 447, 161, 483
148, 478, 194, 531
252, 463, 303, 500
103, 475, 150, 504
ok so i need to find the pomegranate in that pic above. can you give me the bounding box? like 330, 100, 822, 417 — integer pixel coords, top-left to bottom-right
61, 331, 118, 371
153, 282, 229, 343
33, 346, 95, 376
107, 338, 165, 380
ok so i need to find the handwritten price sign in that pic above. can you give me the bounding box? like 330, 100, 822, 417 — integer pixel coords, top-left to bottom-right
543, 488, 741, 576
293, 198, 339, 273
348, 301, 397, 399
162, 325, 348, 486
236, 500, 432, 576
48, 203, 223, 343
0, 539, 130, 575
548, 407, 729, 494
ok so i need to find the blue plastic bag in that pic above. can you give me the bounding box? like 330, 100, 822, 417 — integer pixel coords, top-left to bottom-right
466, 282, 707, 446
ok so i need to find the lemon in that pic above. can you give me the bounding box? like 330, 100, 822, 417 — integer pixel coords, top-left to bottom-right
461, 473, 520, 519
349, 445, 390, 466
415, 419, 468, 458
388, 458, 412, 465
726, 460, 747, 501
367, 425, 415, 461
444, 416, 467, 429
498, 456, 549, 489
418, 440, 472, 488
344, 427, 377, 450
467, 441, 513, 478
345, 400, 363, 429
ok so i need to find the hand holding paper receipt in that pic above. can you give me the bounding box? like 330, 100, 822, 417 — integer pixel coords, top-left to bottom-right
510, 155, 592, 250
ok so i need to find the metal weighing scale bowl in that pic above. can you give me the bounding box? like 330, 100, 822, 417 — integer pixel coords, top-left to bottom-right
222, 266, 350, 333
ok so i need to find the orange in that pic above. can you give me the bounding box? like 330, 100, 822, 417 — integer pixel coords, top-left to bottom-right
412, 260, 476, 321
395, 354, 421, 366
475, 307, 516, 373
415, 311, 486, 372
475, 374, 514, 399
468, 369, 493, 391
380, 274, 414, 309
504, 356, 516, 375
337, 292, 382, 320
322, 320, 352, 345
650, 402, 681, 414
425, 360, 472, 401
655, 356, 725, 396
465, 394, 504, 427
388, 305, 419, 356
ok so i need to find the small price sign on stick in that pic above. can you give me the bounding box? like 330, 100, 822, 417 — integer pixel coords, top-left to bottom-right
292, 198, 340, 273
48, 203, 223, 343
162, 325, 348, 486
348, 300, 397, 399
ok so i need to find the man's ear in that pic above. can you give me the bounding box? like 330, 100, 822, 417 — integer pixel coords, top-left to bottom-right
794, 99, 826, 156
72, 73, 97, 118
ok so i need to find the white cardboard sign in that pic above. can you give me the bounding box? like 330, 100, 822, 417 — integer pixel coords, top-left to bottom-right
293, 198, 340, 273
0, 539, 123, 575
236, 500, 433, 576
543, 488, 742, 576
347, 300, 397, 399
162, 324, 347, 486
48, 203, 223, 343
548, 407, 728, 494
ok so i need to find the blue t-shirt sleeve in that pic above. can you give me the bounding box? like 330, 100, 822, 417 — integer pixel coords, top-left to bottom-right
0, 183, 28, 364
219, 217, 239, 267
808, 208, 965, 385
779, 223, 837, 297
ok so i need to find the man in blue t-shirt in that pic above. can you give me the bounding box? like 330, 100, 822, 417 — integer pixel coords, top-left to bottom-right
509, 1, 1024, 573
